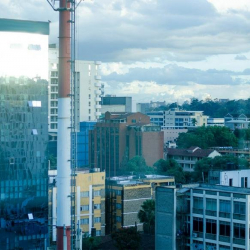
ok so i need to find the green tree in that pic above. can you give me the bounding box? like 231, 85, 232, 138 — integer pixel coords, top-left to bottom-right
138, 199, 155, 234
154, 159, 186, 183
48, 154, 57, 170
126, 156, 155, 175
111, 227, 141, 250
193, 155, 249, 182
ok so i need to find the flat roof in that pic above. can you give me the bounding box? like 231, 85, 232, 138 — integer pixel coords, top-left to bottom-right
0, 18, 49, 35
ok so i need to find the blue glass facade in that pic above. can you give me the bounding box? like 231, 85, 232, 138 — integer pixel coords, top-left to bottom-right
76, 122, 96, 167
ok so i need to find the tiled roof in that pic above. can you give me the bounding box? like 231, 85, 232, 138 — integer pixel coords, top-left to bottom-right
167, 147, 215, 157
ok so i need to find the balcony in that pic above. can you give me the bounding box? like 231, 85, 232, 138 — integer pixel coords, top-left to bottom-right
205, 233, 216, 240
233, 214, 245, 220
193, 208, 203, 215
95, 112, 101, 116
206, 210, 216, 216
95, 90, 101, 95
219, 212, 230, 218
96, 105, 101, 109
233, 238, 245, 245
95, 75, 101, 80
95, 82, 101, 87
96, 97, 101, 102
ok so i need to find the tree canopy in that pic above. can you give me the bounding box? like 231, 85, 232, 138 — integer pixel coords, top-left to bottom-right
154, 158, 186, 183
125, 156, 155, 175
176, 126, 238, 149
111, 227, 141, 250
193, 155, 249, 182
138, 199, 155, 235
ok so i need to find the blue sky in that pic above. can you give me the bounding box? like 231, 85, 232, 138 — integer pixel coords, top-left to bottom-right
1, 0, 250, 104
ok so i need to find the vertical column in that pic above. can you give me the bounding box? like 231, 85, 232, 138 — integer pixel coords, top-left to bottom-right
56, 0, 71, 249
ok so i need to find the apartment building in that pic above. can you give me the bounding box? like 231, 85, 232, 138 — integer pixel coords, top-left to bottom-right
165, 146, 221, 171
49, 169, 105, 243
106, 175, 175, 234
156, 184, 250, 250
48, 45, 103, 132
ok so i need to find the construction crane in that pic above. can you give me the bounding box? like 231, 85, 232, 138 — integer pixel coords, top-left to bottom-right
47, 0, 82, 249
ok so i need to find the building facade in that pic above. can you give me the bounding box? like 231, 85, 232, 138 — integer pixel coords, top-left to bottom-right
156, 184, 250, 250
49, 169, 105, 244
0, 19, 49, 249
89, 112, 164, 177
106, 175, 175, 234
165, 147, 221, 171
224, 114, 250, 131
101, 96, 132, 114
146, 111, 164, 127
48, 45, 103, 132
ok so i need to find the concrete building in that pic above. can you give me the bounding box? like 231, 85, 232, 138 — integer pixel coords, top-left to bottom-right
0, 19, 49, 249
48, 45, 103, 132
164, 108, 208, 127
156, 184, 250, 250
147, 111, 164, 126
106, 175, 175, 234
89, 112, 164, 177
165, 147, 221, 171
101, 96, 132, 114
49, 169, 105, 244
224, 113, 250, 131
136, 103, 151, 114
209, 169, 250, 187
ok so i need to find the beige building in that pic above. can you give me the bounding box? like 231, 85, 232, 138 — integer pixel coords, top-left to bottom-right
48, 169, 105, 244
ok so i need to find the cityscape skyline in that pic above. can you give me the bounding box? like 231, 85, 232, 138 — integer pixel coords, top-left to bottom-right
0, 1, 250, 103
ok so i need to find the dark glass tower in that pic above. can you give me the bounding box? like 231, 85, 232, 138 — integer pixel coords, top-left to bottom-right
0, 19, 49, 249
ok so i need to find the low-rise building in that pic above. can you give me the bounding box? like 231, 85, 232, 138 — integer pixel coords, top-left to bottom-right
106, 175, 175, 234
224, 113, 250, 130
165, 146, 221, 171
156, 184, 250, 250
207, 118, 225, 127
208, 169, 250, 187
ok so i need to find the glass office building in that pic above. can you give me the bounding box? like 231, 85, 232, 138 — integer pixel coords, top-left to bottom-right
0, 19, 49, 249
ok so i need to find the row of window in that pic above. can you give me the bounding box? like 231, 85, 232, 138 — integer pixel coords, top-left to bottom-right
193, 217, 245, 239
80, 217, 101, 224
80, 190, 101, 198
194, 197, 245, 215
80, 204, 101, 211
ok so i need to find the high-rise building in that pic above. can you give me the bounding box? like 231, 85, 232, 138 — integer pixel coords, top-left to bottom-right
89, 112, 164, 177
49, 169, 105, 244
48, 45, 103, 132
0, 19, 49, 249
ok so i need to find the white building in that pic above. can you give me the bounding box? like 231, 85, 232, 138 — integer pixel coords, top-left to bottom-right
156, 184, 250, 250
48, 45, 103, 132
207, 118, 225, 127
209, 169, 250, 188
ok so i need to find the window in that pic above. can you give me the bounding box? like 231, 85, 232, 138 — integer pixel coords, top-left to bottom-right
116, 190, 122, 195
32, 129, 38, 135
80, 205, 89, 211
234, 223, 245, 239
206, 198, 216, 211
94, 190, 100, 197
94, 204, 101, 209
116, 216, 121, 222
94, 217, 101, 223
28, 100, 41, 107
234, 202, 245, 214
219, 200, 231, 217
193, 217, 203, 232
96, 230, 101, 236
206, 219, 216, 234
219, 221, 230, 237
116, 203, 122, 209
193, 197, 203, 209
80, 218, 89, 225
80, 191, 89, 198
241, 177, 248, 187
132, 119, 136, 123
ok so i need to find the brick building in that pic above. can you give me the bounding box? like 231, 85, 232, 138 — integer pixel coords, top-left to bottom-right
89, 112, 164, 177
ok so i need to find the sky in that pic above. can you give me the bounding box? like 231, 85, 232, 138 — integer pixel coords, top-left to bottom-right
1, 0, 250, 105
